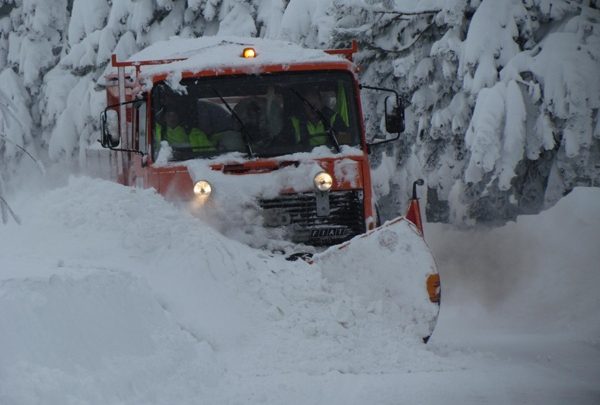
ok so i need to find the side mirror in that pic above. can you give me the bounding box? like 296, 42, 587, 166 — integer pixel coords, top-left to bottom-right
100, 109, 120, 148
360, 84, 405, 148
385, 95, 405, 134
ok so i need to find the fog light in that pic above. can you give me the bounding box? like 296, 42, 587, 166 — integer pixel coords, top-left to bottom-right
193, 180, 212, 196
313, 171, 333, 192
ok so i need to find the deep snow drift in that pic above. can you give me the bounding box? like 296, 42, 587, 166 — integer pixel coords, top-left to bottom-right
0, 177, 599, 404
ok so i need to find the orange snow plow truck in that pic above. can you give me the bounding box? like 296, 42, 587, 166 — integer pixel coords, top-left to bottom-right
93, 37, 440, 341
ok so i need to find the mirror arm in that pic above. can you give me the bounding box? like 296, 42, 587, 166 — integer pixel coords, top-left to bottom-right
105, 98, 145, 111
105, 145, 147, 158
360, 84, 400, 99
96, 136, 146, 157
359, 85, 401, 110
366, 132, 400, 148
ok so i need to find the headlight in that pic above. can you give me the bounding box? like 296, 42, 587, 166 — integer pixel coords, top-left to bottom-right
313, 171, 333, 192
193, 180, 212, 196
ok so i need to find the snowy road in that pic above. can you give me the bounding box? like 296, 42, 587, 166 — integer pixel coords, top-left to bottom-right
0, 177, 598, 404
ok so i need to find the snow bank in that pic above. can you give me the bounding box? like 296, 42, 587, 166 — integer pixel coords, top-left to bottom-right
0, 176, 441, 403
428, 186, 600, 338
0, 272, 219, 404
0, 176, 598, 404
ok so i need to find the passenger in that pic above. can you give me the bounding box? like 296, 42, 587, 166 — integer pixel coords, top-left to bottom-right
188, 127, 215, 152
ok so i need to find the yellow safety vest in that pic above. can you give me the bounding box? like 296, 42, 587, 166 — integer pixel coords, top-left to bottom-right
291, 116, 333, 146
189, 128, 215, 151
290, 83, 349, 146
156, 125, 215, 151
336, 83, 349, 127
156, 124, 187, 145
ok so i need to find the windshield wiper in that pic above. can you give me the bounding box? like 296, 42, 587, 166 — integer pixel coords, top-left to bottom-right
211, 87, 255, 158
290, 89, 341, 153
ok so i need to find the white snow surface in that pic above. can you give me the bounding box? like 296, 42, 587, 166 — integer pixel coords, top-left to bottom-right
0, 176, 599, 404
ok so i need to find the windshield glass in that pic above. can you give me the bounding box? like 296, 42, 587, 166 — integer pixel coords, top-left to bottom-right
151, 71, 361, 161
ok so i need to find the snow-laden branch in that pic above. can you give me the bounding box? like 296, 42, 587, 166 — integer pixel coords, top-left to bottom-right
0, 133, 46, 175
0, 175, 20, 225
0, 195, 21, 225
372, 9, 440, 17
0, 95, 45, 175
364, 21, 437, 54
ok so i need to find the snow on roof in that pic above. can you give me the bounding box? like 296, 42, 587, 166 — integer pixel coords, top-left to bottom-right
123, 36, 348, 78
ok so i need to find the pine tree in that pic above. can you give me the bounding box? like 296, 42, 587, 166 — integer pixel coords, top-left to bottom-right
332, 0, 600, 224
0, 0, 598, 225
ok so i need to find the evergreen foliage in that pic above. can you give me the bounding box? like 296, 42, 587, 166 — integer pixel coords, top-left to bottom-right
0, 0, 598, 225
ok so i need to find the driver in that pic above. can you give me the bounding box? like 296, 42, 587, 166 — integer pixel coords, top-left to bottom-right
155, 107, 215, 152
233, 97, 268, 144
156, 108, 187, 145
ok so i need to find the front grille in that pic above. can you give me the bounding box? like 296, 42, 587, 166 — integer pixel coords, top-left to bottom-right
259, 190, 365, 246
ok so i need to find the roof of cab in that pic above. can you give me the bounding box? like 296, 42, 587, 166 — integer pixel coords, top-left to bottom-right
119, 36, 352, 79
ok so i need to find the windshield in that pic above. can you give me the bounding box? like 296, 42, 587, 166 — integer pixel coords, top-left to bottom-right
151, 71, 361, 161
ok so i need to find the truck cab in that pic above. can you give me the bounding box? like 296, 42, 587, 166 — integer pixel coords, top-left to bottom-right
97, 37, 403, 247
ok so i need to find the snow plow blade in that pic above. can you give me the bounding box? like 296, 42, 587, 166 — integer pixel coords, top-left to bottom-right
313, 216, 440, 342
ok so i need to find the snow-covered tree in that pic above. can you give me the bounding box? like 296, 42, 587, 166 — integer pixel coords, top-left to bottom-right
332, 0, 600, 224
0, 0, 598, 225
0, 0, 62, 202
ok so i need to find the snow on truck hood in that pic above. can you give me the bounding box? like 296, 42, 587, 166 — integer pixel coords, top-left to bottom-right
183, 146, 363, 196
177, 147, 365, 248
186, 159, 328, 199
153, 145, 364, 202
123, 36, 348, 78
